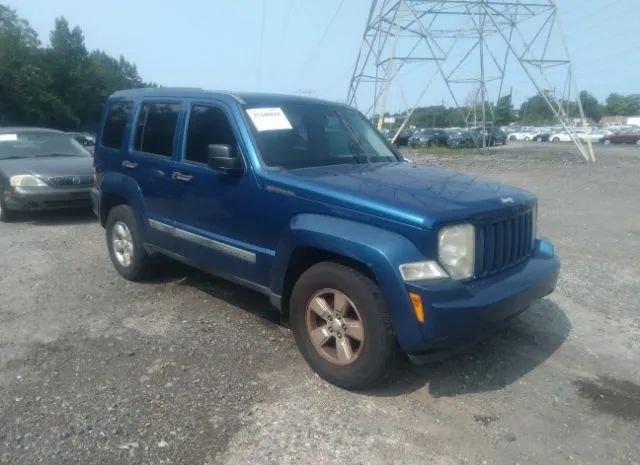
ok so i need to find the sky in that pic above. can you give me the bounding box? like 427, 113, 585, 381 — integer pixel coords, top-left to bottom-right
6, 0, 640, 113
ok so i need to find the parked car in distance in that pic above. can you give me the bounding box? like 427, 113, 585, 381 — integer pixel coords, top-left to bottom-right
0, 127, 94, 221
409, 128, 449, 148
69, 132, 96, 152
530, 131, 551, 142
446, 130, 476, 148
488, 128, 508, 146
94, 88, 559, 389
549, 131, 573, 143
601, 130, 640, 145
578, 130, 612, 143
389, 127, 412, 147
508, 130, 536, 141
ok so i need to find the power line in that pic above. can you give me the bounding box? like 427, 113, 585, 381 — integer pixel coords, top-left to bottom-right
295, 0, 348, 82
257, 0, 267, 90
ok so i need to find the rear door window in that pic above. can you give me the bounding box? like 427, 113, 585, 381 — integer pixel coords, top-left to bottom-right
102, 101, 133, 149
133, 102, 181, 157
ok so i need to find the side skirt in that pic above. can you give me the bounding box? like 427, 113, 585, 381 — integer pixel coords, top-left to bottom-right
144, 243, 283, 312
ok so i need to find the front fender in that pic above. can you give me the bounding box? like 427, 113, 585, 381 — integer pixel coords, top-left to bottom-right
271, 213, 428, 352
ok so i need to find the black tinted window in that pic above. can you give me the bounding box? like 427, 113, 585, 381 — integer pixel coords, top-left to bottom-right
184, 105, 237, 164
102, 101, 132, 149
134, 102, 181, 157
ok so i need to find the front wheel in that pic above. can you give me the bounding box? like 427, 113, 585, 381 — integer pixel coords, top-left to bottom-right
106, 205, 154, 281
290, 262, 396, 389
552, 137, 560, 143
0, 198, 16, 222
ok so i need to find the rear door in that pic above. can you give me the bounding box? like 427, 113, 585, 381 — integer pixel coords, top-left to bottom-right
126, 100, 184, 249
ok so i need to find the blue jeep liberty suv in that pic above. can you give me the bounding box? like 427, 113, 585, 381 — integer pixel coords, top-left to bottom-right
93, 88, 560, 389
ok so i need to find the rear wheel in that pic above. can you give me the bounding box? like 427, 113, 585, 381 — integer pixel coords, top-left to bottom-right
290, 262, 396, 389
106, 205, 154, 281
552, 137, 560, 143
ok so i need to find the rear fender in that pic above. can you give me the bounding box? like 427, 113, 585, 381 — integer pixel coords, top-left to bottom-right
99, 173, 146, 230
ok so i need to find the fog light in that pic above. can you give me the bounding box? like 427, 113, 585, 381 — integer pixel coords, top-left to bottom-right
409, 292, 425, 323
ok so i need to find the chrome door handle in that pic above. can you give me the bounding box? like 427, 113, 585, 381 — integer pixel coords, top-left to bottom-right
122, 160, 138, 169
172, 172, 193, 182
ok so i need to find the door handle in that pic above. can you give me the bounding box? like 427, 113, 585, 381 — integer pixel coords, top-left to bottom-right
172, 172, 193, 182
122, 160, 138, 169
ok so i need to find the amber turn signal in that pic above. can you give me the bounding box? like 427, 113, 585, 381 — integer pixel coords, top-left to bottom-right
409, 292, 425, 323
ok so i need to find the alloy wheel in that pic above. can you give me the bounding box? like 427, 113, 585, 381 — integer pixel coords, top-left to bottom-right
305, 288, 365, 365
112, 221, 134, 267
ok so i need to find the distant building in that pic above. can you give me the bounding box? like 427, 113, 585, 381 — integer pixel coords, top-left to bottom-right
601, 115, 640, 126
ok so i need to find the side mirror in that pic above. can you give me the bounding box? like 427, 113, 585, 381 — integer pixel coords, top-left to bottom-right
207, 144, 244, 174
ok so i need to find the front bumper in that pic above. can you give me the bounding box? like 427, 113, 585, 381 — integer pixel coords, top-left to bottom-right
3, 186, 93, 212
401, 239, 559, 355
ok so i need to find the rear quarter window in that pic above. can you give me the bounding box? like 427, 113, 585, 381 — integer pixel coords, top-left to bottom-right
101, 101, 133, 149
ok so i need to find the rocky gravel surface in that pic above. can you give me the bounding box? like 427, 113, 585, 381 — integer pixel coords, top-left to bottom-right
1, 142, 639, 465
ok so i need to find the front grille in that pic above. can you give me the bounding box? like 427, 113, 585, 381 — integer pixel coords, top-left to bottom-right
47, 175, 94, 188
475, 209, 535, 278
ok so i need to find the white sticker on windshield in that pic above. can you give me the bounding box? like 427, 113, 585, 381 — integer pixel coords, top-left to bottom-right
246, 108, 293, 132
0, 134, 18, 142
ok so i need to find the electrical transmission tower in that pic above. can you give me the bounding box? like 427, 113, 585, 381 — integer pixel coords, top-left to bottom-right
347, 0, 595, 161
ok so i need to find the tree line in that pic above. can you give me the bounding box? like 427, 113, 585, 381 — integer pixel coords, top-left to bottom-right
382, 91, 640, 129
0, 4, 155, 131
388, 90, 640, 129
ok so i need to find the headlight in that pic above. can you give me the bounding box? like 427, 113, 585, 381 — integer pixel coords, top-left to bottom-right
10, 175, 47, 187
438, 223, 475, 280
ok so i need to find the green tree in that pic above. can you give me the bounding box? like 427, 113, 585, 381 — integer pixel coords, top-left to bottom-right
519, 92, 556, 124
494, 94, 515, 125
604, 93, 640, 116
578, 91, 602, 122
0, 5, 154, 129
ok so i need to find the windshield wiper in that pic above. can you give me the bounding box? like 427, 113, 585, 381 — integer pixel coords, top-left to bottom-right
1, 156, 28, 160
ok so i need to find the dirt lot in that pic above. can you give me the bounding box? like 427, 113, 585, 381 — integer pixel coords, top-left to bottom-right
1, 142, 639, 465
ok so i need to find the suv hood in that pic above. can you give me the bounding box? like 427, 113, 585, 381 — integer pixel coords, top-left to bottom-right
269, 162, 535, 229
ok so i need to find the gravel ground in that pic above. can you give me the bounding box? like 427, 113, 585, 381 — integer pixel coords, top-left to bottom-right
1, 142, 639, 465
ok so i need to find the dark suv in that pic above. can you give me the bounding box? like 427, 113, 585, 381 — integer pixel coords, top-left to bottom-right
93, 88, 559, 389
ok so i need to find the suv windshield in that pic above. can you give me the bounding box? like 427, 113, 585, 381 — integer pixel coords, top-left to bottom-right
0, 131, 91, 160
245, 103, 399, 169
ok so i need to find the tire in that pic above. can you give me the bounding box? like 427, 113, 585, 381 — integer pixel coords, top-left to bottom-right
509, 135, 516, 141
0, 198, 16, 222
603, 139, 611, 145
636, 139, 640, 145
290, 262, 396, 390
105, 205, 153, 281
552, 137, 560, 143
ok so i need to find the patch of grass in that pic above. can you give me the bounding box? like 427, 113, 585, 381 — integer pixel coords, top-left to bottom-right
405, 146, 471, 157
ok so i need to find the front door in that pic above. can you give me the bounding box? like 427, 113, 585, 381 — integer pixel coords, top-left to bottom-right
170, 102, 267, 286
